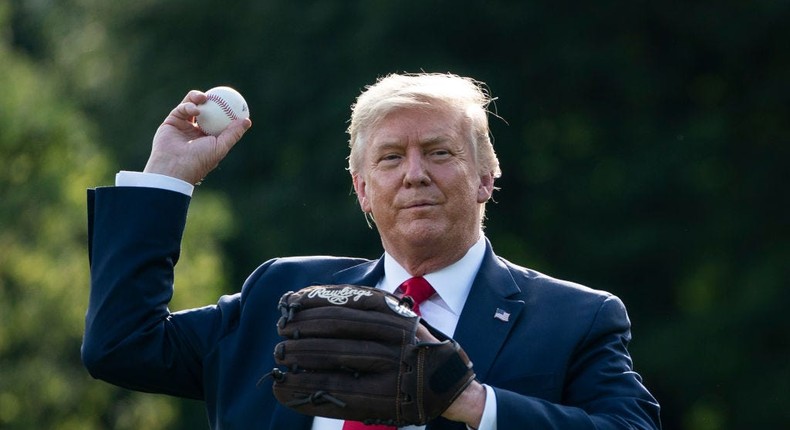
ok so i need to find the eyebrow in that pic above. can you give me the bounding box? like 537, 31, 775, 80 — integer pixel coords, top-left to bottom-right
373, 134, 454, 149
421, 135, 453, 146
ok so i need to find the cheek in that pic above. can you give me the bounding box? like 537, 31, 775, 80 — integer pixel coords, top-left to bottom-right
366, 184, 388, 209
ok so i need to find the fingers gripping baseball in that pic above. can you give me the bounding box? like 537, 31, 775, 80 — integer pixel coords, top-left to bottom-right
145, 89, 251, 185
268, 285, 476, 427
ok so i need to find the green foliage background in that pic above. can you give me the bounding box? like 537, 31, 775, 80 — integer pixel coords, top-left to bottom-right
1, 1, 787, 429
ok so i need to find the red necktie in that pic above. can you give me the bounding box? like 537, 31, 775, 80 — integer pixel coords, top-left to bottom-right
399, 276, 436, 316
342, 277, 435, 430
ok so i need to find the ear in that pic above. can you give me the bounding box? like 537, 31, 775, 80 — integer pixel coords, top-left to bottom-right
477, 173, 495, 203
352, 174, 372, 213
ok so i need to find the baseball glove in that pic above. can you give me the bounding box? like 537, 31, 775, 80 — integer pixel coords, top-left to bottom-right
269, 284, 476, 426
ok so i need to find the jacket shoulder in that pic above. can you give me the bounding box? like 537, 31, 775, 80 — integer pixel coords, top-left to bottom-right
498, 256, 615, 303
239, 255, 373, 303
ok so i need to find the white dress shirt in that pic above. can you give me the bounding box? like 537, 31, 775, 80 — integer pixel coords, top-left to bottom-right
114, 171, 498, 429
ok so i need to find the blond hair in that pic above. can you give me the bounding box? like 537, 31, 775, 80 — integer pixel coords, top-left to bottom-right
347, 72, 501, 179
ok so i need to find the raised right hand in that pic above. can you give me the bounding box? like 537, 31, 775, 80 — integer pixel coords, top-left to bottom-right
144, 90, 252, 185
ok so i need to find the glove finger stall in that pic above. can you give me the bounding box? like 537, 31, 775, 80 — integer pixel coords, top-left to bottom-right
272, 371, 411, 424
274, 338, 403, 373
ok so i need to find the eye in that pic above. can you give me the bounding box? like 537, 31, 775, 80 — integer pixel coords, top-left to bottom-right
380, 153, 402, 162
376, 153, 403, 167
429, 148, 452, 159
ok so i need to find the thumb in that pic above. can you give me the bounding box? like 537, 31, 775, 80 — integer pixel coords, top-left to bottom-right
216, 117, 253, 155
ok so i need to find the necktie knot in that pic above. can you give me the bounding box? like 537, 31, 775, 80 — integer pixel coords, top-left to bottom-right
400, 276, 435, 315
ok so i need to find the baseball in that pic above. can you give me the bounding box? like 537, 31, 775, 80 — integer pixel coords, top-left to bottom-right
196, 86, 250, 136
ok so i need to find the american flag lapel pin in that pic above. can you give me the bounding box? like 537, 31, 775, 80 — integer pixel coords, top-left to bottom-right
494, 308, 510, 322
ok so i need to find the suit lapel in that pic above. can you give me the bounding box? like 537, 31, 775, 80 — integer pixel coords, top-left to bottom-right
331, 257, 385, 286
451, 242, 525, 382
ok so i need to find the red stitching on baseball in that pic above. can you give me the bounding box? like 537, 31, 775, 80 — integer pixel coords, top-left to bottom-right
207, 93, 239, 120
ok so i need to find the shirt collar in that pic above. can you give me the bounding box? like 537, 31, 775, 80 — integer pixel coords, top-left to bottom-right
380, 235, 487, 316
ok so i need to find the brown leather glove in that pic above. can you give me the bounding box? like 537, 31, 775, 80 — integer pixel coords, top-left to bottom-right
270, 284, 476, 426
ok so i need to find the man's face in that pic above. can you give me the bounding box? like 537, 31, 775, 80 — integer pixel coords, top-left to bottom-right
352, 106, 494, 261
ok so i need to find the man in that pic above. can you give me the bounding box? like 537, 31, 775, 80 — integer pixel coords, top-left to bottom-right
83, 73, 661, 429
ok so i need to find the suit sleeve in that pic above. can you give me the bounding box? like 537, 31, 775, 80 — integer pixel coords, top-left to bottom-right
493, 296, 661, 429
81, 186, 239, 399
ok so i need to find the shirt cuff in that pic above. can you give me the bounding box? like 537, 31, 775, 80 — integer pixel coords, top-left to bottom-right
470, 384, 497, 430
115, 171, 194, 196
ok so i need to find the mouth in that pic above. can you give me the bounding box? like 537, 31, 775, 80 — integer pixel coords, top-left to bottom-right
403, 200, 436, 209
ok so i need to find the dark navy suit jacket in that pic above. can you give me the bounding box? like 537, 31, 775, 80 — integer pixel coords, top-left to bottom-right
83, 186, 660, 429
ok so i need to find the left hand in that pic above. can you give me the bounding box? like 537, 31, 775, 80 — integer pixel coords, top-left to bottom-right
416, 324, 486, 428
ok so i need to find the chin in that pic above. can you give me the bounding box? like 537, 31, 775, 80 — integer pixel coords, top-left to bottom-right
399, 224, 447, 247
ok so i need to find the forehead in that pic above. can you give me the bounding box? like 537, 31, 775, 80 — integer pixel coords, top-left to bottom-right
368, 106, 465, 145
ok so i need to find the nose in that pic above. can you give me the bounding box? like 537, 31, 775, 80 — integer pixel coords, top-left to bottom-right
403, 151, 431, 187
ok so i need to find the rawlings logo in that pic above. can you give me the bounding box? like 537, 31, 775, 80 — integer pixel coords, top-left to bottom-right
307, 286, 374, 305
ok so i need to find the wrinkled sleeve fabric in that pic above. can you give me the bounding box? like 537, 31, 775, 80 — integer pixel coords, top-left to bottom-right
494, 296, 661, 429
82, 186, 238, 399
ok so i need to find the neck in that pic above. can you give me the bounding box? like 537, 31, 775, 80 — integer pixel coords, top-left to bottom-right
385, 233, 479, 276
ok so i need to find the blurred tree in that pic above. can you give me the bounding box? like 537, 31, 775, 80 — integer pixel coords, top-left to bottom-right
0, 2, 230, 428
